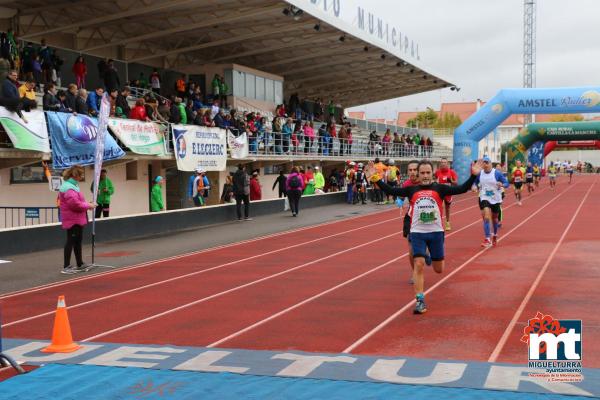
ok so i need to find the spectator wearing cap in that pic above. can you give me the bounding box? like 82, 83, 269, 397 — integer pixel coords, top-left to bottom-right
150, 176, 164, 212
314, 166, 325, 193
250, 171, 262, 201
192, 168, 207, 207
232, 164, 251, 221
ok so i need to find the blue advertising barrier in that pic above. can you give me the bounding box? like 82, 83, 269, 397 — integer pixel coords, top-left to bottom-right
453, 87, 600, 182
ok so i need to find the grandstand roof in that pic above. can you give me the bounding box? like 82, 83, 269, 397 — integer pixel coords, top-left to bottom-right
7, 0, 453, 107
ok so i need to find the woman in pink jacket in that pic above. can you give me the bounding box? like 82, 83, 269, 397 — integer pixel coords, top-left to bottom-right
285, 166, 306, 217
59, 165, 96, 274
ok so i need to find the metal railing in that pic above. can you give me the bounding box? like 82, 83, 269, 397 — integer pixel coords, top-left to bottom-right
0, 207, 60, 229
239, 134, 450, 159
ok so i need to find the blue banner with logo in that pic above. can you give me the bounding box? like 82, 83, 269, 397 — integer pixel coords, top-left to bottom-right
47, 112, 125, 170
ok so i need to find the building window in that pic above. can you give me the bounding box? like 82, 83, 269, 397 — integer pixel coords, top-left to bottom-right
245, 73, 256, 99
265, 79, 274, 103
256, 76, 265, 101
274, 80, 283, 105
10, 165, 46, 184
233, 70, 245, 97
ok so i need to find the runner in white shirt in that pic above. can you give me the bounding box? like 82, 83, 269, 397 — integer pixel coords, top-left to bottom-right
472, 156, 509, 248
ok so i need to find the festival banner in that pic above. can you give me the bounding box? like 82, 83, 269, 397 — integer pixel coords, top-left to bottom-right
227, 131, 248, 159
0, 107, 50, 152
47, 112, 125, 170
172, 125, 226, 171
108, 118, 167, 156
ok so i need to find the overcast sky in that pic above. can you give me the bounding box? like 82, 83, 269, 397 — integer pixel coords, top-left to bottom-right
347, 0, 600, 120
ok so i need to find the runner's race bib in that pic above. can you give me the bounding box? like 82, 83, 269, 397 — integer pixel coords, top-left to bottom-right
514, 176, 522, 183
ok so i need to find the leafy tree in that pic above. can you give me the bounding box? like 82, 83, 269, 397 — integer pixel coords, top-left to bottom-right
406, 108, 438, 128
433, 112, 462, 129
549, 114, 584, 122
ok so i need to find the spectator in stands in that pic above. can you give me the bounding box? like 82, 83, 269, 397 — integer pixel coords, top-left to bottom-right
178, 98, 188, 124
198, 109, 213, 127
97, 58, 108, 79
219, 76, 228, 108
39, 39, 53, 85
145, 97, 167, 122
246, 123, 257, 153
158, 98, 170, 120
32, 56, 42, 88
317, 123, 327, 155
18, 79, 36, 101
64, 83, 77, 111
0, 57, 9, 85
51, 50, 64, 87
382, 129, 392, 156
138, 72, 148, 89
286, 166, 305, 217
413, 133, 422, 156
347, 125, 353, 155
250, 171, 262, 201
71, 56, 89, 88
56, 90, 73, 113
282, 118, 293, 154
338, 123, 348, 156
169, 97, 182, 124
150, 69, 161, 94
302, 98, 313, 121
86, 87, 103, 117
43, 83, 60, 111
211, 74, 220, 101
74, 88, 88, 115
369, 130, 380, 156
59, 165, 96, 274
192, 92, 204, 111
315, 98, 324, 121
232, 164, 251, 221
327, 121, 336, 155
276, 103, 286, 117
116, 86, 131, 117
21, 42, 35, 82
424, 136, 433, 157
213, 108, 226, 128
108, 88, 118, 116
129, 98, 150, 121
176, 75, 186, 99
150, 176, 164, 212
210, 98, 220, 119
289, 93, 300, 120
327, 100, 335, 119
303, 121, 315, 154
103, 59, 120, 92
291, 119, 303, 154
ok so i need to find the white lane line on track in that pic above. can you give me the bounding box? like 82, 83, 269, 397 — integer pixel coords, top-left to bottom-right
6, 197, 485, 326
81, 187, 539, 344
205, 187, 543, 347
341, 183, 575, 353
487, 181, 595, 363
4, 215, 400, 327
80, 229, 407, 342
0, 207, 398, 300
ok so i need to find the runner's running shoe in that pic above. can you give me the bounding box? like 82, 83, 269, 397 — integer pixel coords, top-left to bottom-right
481, 238, 492, 248
492, 235, 498, 246
414, 298, 427, 314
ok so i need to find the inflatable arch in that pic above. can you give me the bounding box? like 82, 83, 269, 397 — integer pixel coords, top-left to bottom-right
544, 140, 600, 157
452, 87, 600, 182
505, 121, 600, 173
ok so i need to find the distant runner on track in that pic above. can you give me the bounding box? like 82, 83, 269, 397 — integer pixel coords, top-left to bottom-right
566, 162, 574, 184
434, 157, 458, 232
365, 159, 483, 315
548, 162, 558, 188
473, 156, 509, 248
511, 160, 526, 206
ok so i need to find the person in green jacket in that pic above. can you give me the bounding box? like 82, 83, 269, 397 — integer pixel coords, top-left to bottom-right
303, 178, 315, 195
219, 76, 228, 108
151, 176, 164, 212
91, 169, 115, 218
178, 99, 187, 124
314, 166, 325, 193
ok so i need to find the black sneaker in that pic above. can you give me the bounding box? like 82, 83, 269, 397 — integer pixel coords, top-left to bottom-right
244, 217, 253, 221
413, 298, 427, 314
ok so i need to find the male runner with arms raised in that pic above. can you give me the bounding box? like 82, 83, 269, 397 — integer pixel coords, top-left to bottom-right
365, 159, 483, 314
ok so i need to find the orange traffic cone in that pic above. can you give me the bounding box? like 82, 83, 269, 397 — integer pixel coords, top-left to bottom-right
42, 295, 81, 353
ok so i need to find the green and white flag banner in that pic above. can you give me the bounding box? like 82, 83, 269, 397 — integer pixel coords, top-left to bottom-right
0, 107, 50, 152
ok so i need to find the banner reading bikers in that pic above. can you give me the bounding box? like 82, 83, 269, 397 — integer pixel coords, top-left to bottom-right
172, 125, 226, 171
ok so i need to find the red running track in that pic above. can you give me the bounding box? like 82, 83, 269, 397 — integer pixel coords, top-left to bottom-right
2, 177, 598, 367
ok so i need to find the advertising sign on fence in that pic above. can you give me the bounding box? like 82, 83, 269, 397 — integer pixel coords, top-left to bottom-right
227, 131, 248, 159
